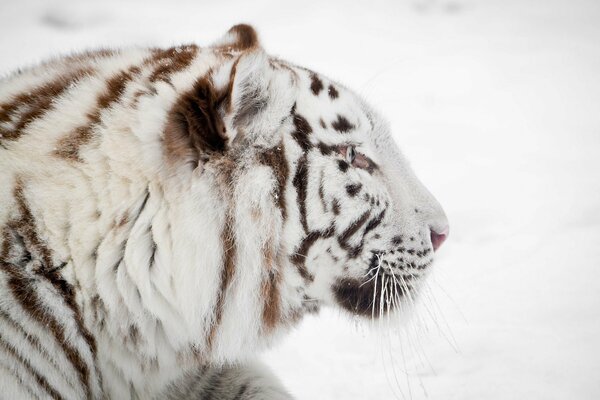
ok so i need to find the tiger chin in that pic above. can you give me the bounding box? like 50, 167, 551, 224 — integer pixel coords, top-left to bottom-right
0, 24, 448, 399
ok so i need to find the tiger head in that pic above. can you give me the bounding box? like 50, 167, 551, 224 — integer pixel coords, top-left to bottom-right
163, 25, 448, 353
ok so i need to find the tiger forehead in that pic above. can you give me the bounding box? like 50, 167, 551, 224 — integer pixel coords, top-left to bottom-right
281, 67, 373, 142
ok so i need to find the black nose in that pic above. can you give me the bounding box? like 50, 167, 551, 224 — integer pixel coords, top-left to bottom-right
430, 226, 449, 251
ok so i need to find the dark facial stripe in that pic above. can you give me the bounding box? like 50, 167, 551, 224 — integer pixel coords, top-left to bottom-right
288, 101, 314, 244
331, 114, 355, 133
310, 73, 324, 96
318, 171, 328, 213
290, 109, 313, 152
292, 155, 309, 233
207, 214, 237, 350
257, 143, 289, 220
337, 159, 349, 172
0, 68, 91, 143
0, 336, 64, 400
147, 45, 199, 84
54, 66, 141, 162
338, 211, 371, 249
289, 226, 335, 281
363, 209, 386, 237
345, 183, 362, 197
331, 198, 341, 215
317, 142, 333, 156
328, 84, 339, 99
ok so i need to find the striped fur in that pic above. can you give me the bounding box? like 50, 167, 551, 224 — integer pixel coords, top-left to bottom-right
0, 24, 447, 399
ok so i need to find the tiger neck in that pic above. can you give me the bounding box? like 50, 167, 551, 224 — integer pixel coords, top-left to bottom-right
83, 154, 307, 396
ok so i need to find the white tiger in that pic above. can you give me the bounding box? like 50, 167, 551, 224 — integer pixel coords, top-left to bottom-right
0, 24, 449, 399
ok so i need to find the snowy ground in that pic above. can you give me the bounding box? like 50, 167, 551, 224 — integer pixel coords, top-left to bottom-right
1, 0, 599, 399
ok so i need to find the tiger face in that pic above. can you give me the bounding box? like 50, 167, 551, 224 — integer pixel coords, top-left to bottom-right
274, 67, 449, 318
168, 25, 449, 330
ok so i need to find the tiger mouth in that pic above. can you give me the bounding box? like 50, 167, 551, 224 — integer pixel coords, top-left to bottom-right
332, 247, 434, 317
332, 274, 416, 317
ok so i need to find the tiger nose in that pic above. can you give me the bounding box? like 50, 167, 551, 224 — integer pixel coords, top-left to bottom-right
430, 226, 449, 251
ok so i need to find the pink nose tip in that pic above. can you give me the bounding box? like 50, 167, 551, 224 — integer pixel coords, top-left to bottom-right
430, 226, 449, 251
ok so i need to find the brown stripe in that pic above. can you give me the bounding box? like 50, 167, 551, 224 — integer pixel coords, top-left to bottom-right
0, 309, 72, 387
146, 45, 199, 83
163, 73, 229, 168
257, 143, 289, 220
0, 68, 91, 142
261, 270, 281, 330
3, 265, 92, 399
2, 181, 96, 398
260, 243, 281, 331
207, 214, 237, 349
0, 316, 64, 400
10, 182, 53, 268
54, 66, 141, 162
63, 48, 116, 63
0, 359, 41, 400
12, 182, 97, 356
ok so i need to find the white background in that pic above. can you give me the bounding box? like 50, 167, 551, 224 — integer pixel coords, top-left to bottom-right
1, 0, 599, 399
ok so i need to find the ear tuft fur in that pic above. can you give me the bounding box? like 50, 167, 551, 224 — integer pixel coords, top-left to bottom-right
212, 24, 260, 52
164, 76, 228, 169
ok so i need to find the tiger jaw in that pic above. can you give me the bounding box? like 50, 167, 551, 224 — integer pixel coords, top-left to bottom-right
299, 232, 436, 318
332, 244, 434, 317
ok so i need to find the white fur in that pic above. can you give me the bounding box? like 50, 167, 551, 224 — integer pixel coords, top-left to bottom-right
0, 26, 447, 399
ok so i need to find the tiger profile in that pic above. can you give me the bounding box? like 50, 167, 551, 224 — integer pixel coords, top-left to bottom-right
0, 24, 449, 399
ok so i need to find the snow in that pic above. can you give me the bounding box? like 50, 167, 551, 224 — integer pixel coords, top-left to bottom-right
2, 0, 599, 398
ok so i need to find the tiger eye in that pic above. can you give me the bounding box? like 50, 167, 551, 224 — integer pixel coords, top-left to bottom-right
346, 146, 356, 164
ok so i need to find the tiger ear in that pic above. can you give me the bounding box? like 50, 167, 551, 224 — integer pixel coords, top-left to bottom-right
211, 24, 260, 52
220, 50, 296, 143
163, 74, 230, 169
164, 32, 290, 169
